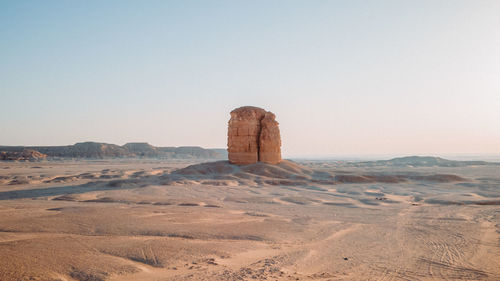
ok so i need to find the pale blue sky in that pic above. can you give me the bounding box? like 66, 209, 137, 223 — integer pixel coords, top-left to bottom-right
1, 0, 499, 156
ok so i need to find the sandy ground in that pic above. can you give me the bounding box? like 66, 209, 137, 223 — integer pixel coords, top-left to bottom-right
0, 159, 499, 281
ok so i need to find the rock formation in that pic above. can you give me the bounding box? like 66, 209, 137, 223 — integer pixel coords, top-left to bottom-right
0, 143, 226, 160
227, 106, 282, 165
259, 111, 282, 164
0, 149, 47, 161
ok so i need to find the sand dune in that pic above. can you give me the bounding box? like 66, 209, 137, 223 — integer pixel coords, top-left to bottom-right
0, 159, 499, 280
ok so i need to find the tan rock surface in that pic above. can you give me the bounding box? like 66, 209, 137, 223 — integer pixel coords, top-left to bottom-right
227, 106, 281, 165
0, 149, 47, 161
259, 112, 282, 164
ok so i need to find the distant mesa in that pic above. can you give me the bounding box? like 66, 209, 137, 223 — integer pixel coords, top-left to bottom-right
0, 142, 227, 160
227, 106, 281, 165
352, 156, 497, 167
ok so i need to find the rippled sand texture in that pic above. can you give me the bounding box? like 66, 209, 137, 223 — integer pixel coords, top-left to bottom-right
0, 159, 499, 280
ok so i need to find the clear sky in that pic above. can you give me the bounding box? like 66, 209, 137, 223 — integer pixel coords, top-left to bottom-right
1, 0, 499, 157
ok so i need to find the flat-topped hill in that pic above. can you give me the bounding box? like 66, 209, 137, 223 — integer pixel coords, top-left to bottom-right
354, 156, 497, 167
0, 142, 226, 160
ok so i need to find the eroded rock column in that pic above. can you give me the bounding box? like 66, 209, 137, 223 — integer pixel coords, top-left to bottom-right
227, 106, 281, 165
259, 112, 282, 164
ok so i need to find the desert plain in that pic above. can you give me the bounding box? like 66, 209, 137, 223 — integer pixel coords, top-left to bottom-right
0, 158, 499, 281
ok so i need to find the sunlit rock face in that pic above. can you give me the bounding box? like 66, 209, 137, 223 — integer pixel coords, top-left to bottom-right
227, 106, 281, 165
259, 111, 282, 164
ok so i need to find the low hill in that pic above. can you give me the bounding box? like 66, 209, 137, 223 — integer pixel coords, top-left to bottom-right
0, 142, 226, 160
359, 156, 494, 167
159, 160, 468, 187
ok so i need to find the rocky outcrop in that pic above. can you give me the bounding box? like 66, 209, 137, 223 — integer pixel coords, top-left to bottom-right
259, 112, 282, 164
227, 107, 267, 164
122, 142, 158, 157
0, 149, 47, 161
227, 106, 281, 165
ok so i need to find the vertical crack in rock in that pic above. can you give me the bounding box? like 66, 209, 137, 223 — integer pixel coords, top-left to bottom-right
227, 106, 282, 165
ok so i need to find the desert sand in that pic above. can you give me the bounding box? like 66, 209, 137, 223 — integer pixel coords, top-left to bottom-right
0, 158, 499, 280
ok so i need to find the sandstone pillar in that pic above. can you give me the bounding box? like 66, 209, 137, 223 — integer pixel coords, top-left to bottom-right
259, 112, 282, 164
227, 106, 281, 165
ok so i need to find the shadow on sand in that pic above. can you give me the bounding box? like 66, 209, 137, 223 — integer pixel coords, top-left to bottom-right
0, 181, 135, 200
